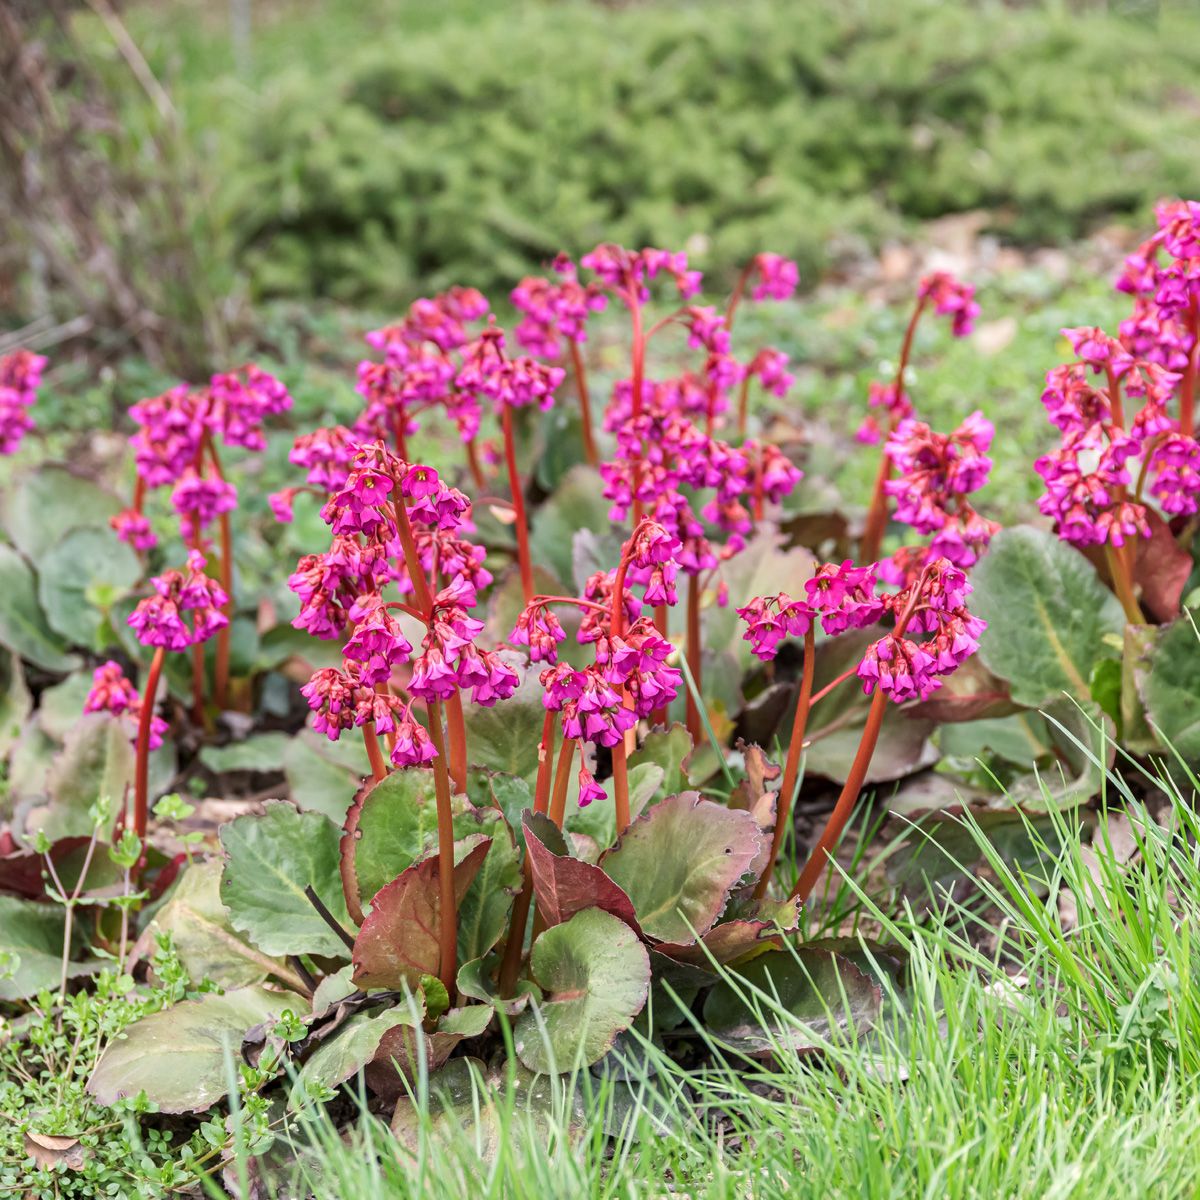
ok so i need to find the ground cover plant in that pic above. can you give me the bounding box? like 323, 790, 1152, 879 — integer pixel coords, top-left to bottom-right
2, 199, 1200, 1195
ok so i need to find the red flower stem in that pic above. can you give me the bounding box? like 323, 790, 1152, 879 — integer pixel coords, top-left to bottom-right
1181, 297, 1198, 439
546, 737, 577, 829
1105, 544, 1144, 624
375, 682, 398, 753
362, 726, 387, 783
685, 573, 703, 744
790, 687, 887, 903
651, 603, 669, 727
752, 445, 766, 522
755, 629, 814, 900
466, 437, 487, 491
860, 295, 927, 564
529, 594, 610, 616
569, 340, 598, 467
133, 646, 165, 842
390, 494, 434, 614
809, 665, 858, 709
392, 412, 410, 461
501, 405, 535, 603
189, 531, 206, 725
444, 692, 468, 794
724, 260, 753, 330
612, 738, 631, 834
789, 583, 926, 903
496, 712, 556, 998
382, 600, 429, 623
736, 375, 752, 440
424, 698, 458, 1000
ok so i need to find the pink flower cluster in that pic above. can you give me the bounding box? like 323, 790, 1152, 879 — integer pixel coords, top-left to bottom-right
511, 256, 608, 358
578, 244, 702, 304
883, 411, 999, 568
737, 561, 883, 660
84, 660, 168, 750
295, 442, 517, 768
858, 559, 985, 703
358, 287, 491, 445
456, 324, 564, 412
114, 365, 291, 550
127, 551, 229, 651
748, 253, 800, 303
918, 272, 980, 338
0, 349, 46, 455
1035, 323, 1200, 545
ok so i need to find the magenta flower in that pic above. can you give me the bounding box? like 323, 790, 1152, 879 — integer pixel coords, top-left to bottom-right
128, 552, 229, 650
511, 602, 568, 664
918, 272, 980, 337
577, 766, 606, 808
289, 425, 357, 492
84, 661, 168, 750
171, 470, 238, 541
390, 709, 439, 767
749, 254, 800, 303
111, 507, 157, 552
0, 349, 45, 455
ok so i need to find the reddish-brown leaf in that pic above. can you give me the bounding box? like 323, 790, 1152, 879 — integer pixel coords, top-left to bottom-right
351, 837, 491, 991
1134, 510, 1192, 622
523, 812, 640, 931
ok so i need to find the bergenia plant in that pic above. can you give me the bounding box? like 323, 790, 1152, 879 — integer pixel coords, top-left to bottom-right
112, 365, 291, 713
859, 271, 980, 562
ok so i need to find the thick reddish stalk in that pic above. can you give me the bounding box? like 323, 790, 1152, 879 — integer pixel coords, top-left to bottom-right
685, 573, 703, 744
466, 438, 487, 491
790, 688, 887, 903
444, 692, 468, 794
611, 740, 631, 834
362, 726, 387, 783
133, 646, 165, 841
546, 738, 577, 829
497, 712, 557, 996
206, 440, 234, 710
755, 630, 814, 900
860, 296, 926, 564
1105, 544, 1145, 624
392, 412, 410, 461
569, 340, 598, 466
425, 700, 458, 999
736, 374, 752, 440
501, 405, 535, 602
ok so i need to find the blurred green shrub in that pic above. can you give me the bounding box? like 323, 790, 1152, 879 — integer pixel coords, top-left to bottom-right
221, 0, 1200, 304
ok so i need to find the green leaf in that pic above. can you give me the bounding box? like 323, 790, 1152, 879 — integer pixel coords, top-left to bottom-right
4, 466, 122, 564
351, 838, 491, 991
0, 545, 78, 672
283, 730, 365, 822
1138, 610, 1200, 761
456, 808, 523, 963
0, 896, 89, 1001
970, 526, 1124, 707
88, 987, 298, 1113
628, 724, 693, 802
528, 465, 610, 588
0, 651, 31, 757
37, 528, 141, 648
365, 1003, 494, 1104
600, 793, 761, 944
513, 907, 651, 1072
523, 812, 639, 930
457, 953, 541, 1016
30, 714, 134, 842
562, 761, 663, 849
149, 860, 302, 991
199, 732, 291, 774
292, 1006, 422, 1107
654, 897, 801, 971
220, 801, 353, 958
703, 948, 882, 1056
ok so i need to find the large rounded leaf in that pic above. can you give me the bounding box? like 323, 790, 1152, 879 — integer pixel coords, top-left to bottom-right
0, 896, 90, 1001
462, 668, 545, 781
523, 812, 639, 930
528, 465, 609, 588
351, 838, 491, 991
291, 1006, 422, 1108
37, 527, 141, 647
971, 526, 1124, 707
220, 801, 352, 958
0, 545, 77, 672
703, 948, 882, 1056
88, 987, 297, 1112
600, 793, 761, 943
514, 908, 650, 1072
1138, 611, 1200, 761
283, 729, 367, 822
4, 466, 122, 564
